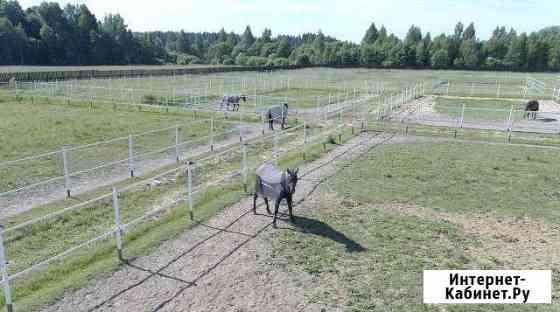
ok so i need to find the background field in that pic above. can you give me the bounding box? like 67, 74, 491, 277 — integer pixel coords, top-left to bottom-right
277, 139, 560, 311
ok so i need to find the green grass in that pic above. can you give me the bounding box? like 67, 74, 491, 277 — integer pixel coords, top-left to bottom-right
332, 142, 560, 220
258, 87, 349, 108
434, 97, 525, 121
0, 95, 239, 193
274, 140, 560, 311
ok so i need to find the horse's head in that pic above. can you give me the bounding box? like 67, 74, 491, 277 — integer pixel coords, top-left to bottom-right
241, 95, 247, 102
285, 168, 299, 194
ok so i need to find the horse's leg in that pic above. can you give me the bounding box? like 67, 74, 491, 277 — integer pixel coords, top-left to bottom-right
272, 199, 281, 228
264, 198, 271, 214
253, 193, 258, 214
287, 195, 295, 223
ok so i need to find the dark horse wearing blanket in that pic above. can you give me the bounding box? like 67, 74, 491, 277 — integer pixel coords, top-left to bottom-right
221, 95, 247, 111
524, 100, 539, 120
253, 163, 299, 228
266, 103, 289, 130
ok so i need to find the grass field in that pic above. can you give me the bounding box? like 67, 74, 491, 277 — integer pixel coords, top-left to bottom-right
0, 96, 241, 193
276, 140, 560, 311
259, 88, 348, 108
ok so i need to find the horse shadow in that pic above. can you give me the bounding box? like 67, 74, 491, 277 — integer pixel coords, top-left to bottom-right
277, 214, 366, 253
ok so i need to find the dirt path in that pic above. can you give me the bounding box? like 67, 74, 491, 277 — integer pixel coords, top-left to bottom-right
40, 132, 395, 312
1, 123, 262, 220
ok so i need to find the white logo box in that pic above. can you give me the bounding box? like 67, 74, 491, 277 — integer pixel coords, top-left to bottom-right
424, 270, 552, 304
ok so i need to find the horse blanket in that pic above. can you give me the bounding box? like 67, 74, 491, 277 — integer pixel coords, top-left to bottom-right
267, 104, 288, 123
255, 163, 284, 199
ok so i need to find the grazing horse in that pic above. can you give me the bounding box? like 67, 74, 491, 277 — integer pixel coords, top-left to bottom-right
524, 100, 539, 120
266, 103, 289, 130
253, 163, 299, 228
221, 95, 247, 111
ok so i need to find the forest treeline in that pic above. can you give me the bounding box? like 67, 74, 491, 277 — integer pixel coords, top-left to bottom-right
1, 0, 560, 71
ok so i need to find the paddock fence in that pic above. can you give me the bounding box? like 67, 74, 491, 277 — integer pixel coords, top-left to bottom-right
0, 115, 349, 312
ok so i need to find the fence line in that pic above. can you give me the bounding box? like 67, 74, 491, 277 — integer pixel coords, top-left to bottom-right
0, 117, 345, 309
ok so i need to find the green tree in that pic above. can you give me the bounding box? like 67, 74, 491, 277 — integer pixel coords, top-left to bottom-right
431, 49, 449, 69
362, 22, 378, 45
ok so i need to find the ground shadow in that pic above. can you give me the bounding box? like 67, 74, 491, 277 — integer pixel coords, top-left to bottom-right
287, 215, 366, 253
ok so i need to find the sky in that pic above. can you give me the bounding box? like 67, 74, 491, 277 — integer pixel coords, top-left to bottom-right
17, 0, 559, 42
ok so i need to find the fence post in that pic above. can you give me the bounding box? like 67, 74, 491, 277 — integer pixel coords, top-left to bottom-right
459, 103, 466, 129
273, 130, 279, 165
0, 229, 13, 312
128, 134, 135, 178
241, 142, 247, 192
506, 105, 514, 143
175, 125, 181, 163
186, 162, 193, 220
112, 187, 124, 261
13, 80, 18, 101
61, 146, 71, 198
497, 83, 501, 98
303, 119, 308, 160
210, 116, 214, 151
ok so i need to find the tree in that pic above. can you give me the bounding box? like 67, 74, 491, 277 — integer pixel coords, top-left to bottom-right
362, 22, 378, 45
463, 23, 476, 41
504, 32, 527, 70
431, 49, 449, 69
276, 37, 290, 58
458, 39, 480, 69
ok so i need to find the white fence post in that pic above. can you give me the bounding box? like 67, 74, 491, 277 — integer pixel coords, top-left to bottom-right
175, 125, 180, 163
210, 116, 214, 151
506, 105, 514, 143
186, 162, 193, 220
303, 119, 308, 159
128, 134, 135, 178
273, 130, 279, 165
459, 103, 466, 129
0, 229, 13, 312
241, 142, 247, 192
61, 146, 71, 198
112, 187, 124, 261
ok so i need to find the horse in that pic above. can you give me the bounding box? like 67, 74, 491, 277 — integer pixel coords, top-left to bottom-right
253, 163, 299, 228
221, 95, 247, 111
266, 103, 289, 130
524, 100, 539, 120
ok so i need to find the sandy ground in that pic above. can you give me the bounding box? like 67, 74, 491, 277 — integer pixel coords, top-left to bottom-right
41, 132, 394, 312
